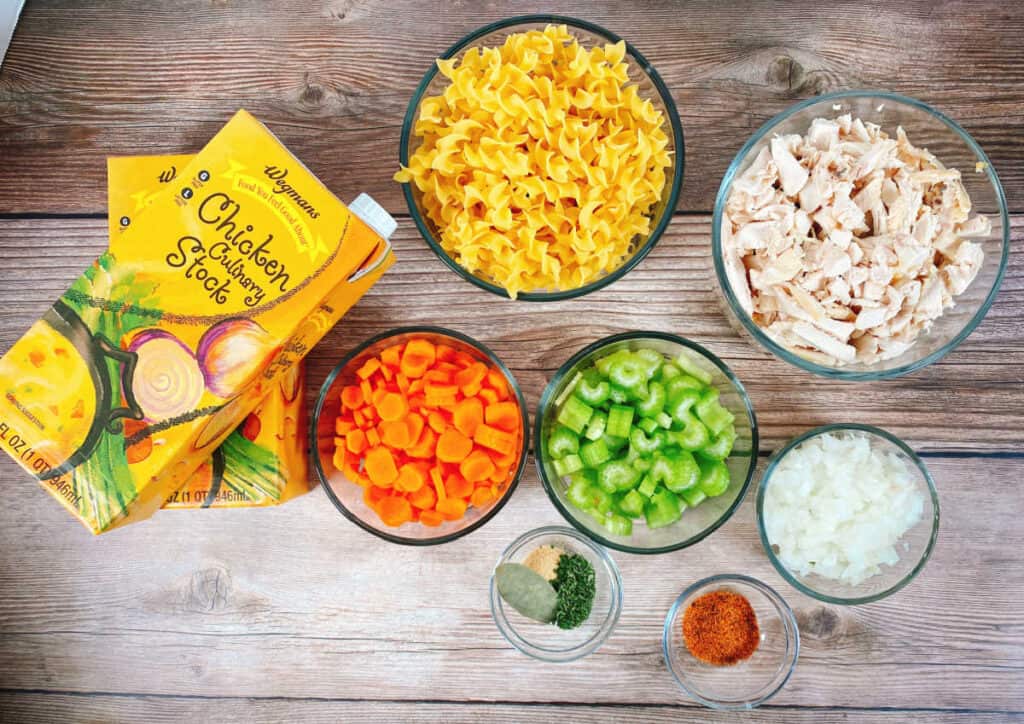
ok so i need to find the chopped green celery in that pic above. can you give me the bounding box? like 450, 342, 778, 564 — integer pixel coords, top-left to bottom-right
658, 362, 682, 381
597, 459, 642, 493
557, 395, 594, 434
668, 389, 702, 423
577, 377, 611, 406
608, 353, 646, 390
644, 488, 683, 529
608, 384, 630, 404
633, 347, 664, 376
579, 438, 612, 468
666, 414, 711, 451
675, 351, 713, 385
584, 411, 608, 441
637, 474, 657, 498
681, 488, 707, 507
698, 459, 730, 497
626, 445, 654, 473
638, 416, 659, 435
595, 349, 632, 376
553, 453, 584, 477
626, 381, 649, 402
603, 511, 633, 536
636, 381, 665, 418
649, 450, 699, 493
553, 371, 583, 408
547, 425, 580, 459
629, 427, 663, 455
567, 479, 613, 514
606, 405, 635, 438
667, 374, 705, 400
567, 468, 597, 487
700, 423, 736, 460
655, 411, 673, 429
617, 489, 646, 518
694, 388, 735, 436
602, 433, 628, 452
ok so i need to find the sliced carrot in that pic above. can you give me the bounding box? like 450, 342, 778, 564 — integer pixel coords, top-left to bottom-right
453, 351, 477, 368
404, 412, 425, 447
407, 427, 438, 459
365, 446, 398, 486
470, 487, 495, 507
379, 364, 394, 382
335, 417, 357, 435
473, 423, 516, 455
430, 465, 447, 503
356, 358, 381, 379
435, 343, 456, 362
435, 361, 462, 374
396, 373, 410, 394
352, 473, 372, 489
363, 485, 387, 511
425, 393, 458, 409
381, 419, 410, 449
379, 495, 413, 527
419, 509, 445, 527
484, 401, 520, 433
462, 379, 483, 398
377, 391, 409, 422
409, 482, 437, 509
380, 344, 403, 369
479, 388, 499, 405
452, 397, 484, 437
371, 386, 388, 408
427, 410, 448, 434
400, 338, 436, 378
333, 446, 350, 474
460, 449, 496, 482
436, 428, 473, 462
486, 369, 510, 400
341, 385, 363, 409
425, 382, 459, 399
454, 362, 488, 392
444, 473, 473, 499
395, 463, 427, 493
424, 369, 453, 384
346, 428, 367, 454
359, 379, 373, 403
436, 497, 467, 521
489, 446, 519, 469
366, 427, 381, 447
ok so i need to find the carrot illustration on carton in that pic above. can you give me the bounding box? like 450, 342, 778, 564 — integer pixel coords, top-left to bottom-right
0, 110, 396, 533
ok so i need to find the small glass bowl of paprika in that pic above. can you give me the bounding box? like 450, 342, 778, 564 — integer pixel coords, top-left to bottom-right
311, 326, 530, 545
662, 574, 799, 710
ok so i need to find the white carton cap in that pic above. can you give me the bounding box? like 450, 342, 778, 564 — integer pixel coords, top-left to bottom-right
349, 193, 397, 240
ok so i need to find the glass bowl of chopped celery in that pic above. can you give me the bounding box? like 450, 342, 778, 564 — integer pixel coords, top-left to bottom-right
756, 424, 940, 605
398, 15, 685, 301
663, 574, 799, 710
311, 326, 530, 546
490, 525, 623, 662
535, 332, 758, 554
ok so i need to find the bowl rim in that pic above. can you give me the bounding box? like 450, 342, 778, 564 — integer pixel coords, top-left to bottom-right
398, 14, 686, 301
534, 331, 759, 554
755, 422, 941, 605
711, 89, 1011, 380
489, 524, 624, 662
310, 325, 530, 546
662, 573, 800, 710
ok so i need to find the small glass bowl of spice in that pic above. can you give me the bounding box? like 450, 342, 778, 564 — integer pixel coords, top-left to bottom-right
663, 574, 799, 710
490, 525, 623, 662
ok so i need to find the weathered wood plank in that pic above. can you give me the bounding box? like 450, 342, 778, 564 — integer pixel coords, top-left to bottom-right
0, 216, 1020, 452
1, 0, 1023, 214
0, 455, 1019, 710
0, 694, 1019, 724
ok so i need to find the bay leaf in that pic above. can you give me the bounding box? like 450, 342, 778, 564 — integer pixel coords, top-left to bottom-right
495, 563, 557, 623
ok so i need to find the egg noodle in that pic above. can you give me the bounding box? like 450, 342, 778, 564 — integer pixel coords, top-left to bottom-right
396, 25, 672, 297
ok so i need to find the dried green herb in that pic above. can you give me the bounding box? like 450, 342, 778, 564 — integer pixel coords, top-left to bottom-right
552, 553, 596, 630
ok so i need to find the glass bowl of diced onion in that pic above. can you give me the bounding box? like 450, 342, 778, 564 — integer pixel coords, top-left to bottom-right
712, 91, 1010, 379
756, 424, 940, 604
535, 331, 758, 554
398, 15, 685, 301
310, 326, 529, 545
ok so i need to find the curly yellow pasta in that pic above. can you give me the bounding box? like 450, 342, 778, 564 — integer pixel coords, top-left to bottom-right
395, 25, 672, 298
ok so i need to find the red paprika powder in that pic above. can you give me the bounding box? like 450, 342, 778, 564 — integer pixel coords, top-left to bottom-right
682, 589, 760, 666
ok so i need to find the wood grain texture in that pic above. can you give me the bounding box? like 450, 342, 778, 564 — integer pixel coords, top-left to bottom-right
0, 456, 1020, 712
0, 216, 1020, 453
1, 0, 1024, 214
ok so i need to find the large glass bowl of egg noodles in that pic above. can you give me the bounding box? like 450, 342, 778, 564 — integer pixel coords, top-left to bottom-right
397, 15, 685, 301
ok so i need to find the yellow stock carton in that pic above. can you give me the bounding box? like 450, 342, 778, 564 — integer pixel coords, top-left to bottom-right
107, 154, 311, 509
0, 110, 395, 532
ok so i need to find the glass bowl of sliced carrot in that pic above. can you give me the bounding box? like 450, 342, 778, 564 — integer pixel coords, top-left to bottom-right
311, 326, 530, 544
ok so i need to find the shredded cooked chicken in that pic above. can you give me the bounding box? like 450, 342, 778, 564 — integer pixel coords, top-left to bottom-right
722, 114, 988, 366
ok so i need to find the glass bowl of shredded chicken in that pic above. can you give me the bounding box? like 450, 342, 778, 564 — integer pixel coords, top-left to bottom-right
756, 424, 939, 604
712, 91, 1009, 379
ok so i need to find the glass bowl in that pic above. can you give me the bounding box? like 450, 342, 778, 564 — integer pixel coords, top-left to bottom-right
535, 331, 758, 554
310, 326, 529, 545
663, 574, 799, 710
398, 14, 685, 301
756, 424, 940, 604
712, 90, 1010, 379
490, 525, 623, 661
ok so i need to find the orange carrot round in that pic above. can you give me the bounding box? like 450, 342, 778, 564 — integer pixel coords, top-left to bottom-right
436, 428, 472, 462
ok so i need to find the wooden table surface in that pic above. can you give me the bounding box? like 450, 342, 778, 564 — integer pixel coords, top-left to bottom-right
0, 2, 1022, 722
